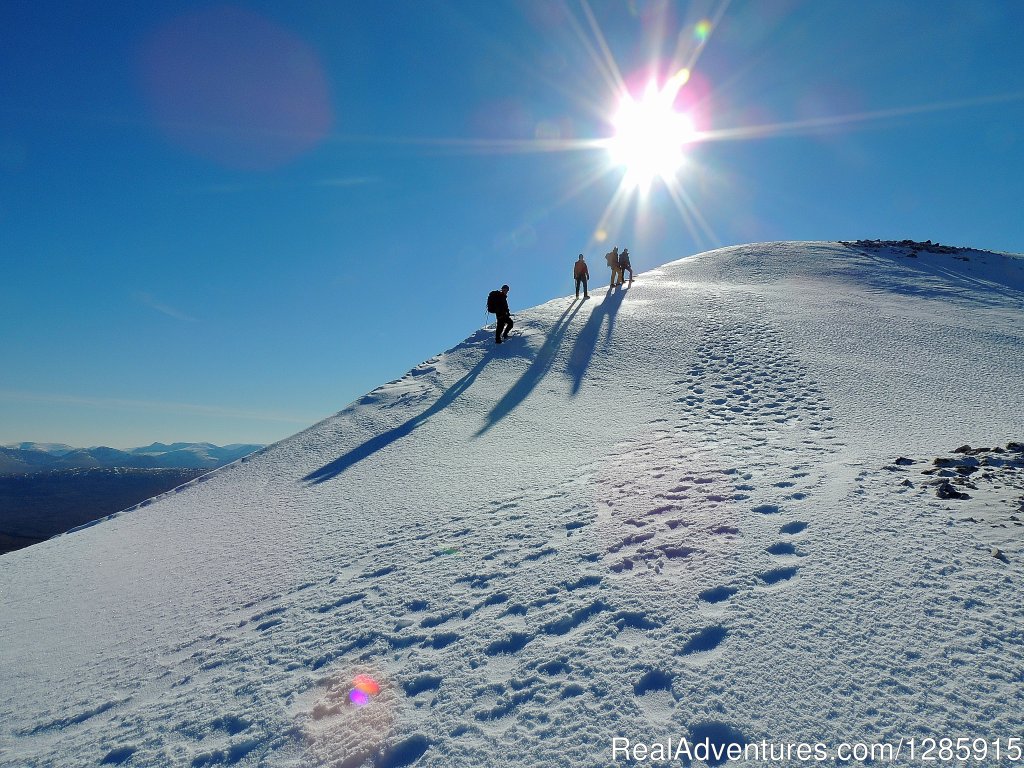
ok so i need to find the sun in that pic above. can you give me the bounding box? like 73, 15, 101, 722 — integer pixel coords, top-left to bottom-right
607, 71, 697, 190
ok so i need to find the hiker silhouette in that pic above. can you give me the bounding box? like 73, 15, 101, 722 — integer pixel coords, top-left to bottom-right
574, 254, 590, 299
486, 284, 513, 344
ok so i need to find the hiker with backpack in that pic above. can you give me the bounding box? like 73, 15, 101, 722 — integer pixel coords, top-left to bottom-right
487, 284, 513, 344
573, 254, 590, 299
605, 246, 620, 288
618, 248, 633, 285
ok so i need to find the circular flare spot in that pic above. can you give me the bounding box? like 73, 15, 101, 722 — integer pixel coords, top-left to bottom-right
353, 674, 381, 696
140, 7, 333, 169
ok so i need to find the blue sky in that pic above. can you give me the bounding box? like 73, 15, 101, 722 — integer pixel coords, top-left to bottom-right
2, 0, 1022, 449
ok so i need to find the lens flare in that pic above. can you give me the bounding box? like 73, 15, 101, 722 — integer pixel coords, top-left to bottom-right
349, 689, 370, 707
694, 20, 712, 42
140, 7, 333, 170
608, 79, 697, 189
669, 68, 691, 89
348, 674, 381, 707
353, 674, 381, 696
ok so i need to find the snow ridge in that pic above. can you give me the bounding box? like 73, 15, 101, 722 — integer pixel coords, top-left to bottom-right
1, 241, 1022, 767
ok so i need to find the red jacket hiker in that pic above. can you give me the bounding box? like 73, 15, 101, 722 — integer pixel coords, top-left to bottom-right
574, 254, 590, 299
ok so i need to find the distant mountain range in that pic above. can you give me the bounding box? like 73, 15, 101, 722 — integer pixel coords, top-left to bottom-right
0, 467, 211, 555
0, 442, 266, 554
0, 442, 264, 474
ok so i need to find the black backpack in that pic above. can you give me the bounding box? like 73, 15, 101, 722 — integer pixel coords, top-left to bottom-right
486, 290, 503, 314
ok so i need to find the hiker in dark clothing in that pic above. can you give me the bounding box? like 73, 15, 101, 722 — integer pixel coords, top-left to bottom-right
488, 284, 513, 343
618, 248, 632, 284
573, 254, 590, 299
605, 246, 620, 287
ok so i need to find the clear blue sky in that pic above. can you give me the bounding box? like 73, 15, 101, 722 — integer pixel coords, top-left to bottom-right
2, 0, 1022, 448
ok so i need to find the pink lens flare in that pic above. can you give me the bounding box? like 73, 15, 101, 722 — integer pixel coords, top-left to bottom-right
349, 688, 370, 707
353, 674, 381, 696
140, 6, 333, 170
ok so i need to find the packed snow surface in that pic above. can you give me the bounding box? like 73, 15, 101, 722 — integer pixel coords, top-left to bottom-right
2, 241, 1023, 767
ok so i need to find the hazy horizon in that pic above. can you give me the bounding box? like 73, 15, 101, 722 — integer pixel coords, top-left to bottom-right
2, 438, 266, 453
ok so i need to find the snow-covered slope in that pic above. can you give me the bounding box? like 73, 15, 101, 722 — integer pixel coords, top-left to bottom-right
2, 241, 1022, 767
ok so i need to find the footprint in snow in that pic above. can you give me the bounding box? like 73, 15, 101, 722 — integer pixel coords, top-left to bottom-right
699, 585, 739, 604
765, 541, 803, 556
613, 610, 660, 631
634, 668, 674, 696
679, 625, 728, 655
757, 566, 799, 585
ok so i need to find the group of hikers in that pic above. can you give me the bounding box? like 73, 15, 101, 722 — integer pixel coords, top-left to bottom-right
574, 245, 633, 298
487, 246, 634, 344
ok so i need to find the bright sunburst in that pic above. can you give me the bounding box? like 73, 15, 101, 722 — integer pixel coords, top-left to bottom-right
348, 2, 1023, 256
607, 70, 697, 191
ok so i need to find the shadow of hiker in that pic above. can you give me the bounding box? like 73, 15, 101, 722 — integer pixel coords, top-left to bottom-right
474, 299, 584, 437
303, 348, 494, 485
566, 286, 627, 396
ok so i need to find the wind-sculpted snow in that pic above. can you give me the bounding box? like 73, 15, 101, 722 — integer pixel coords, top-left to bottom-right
1, 241, 1022, 767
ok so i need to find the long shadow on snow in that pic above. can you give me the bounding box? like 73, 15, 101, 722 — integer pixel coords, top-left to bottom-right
567, 285, 627, 396
474, 299, 584, 437
303, 338, 495, 485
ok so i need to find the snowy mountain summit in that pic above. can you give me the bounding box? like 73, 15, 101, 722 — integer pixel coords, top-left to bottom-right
2, 241, 1023, 767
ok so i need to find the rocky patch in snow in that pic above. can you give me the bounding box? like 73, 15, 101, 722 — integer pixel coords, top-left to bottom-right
843, 238, 969, 257
885, 442, 1024, 557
